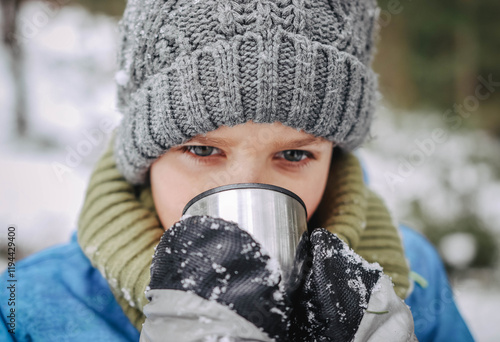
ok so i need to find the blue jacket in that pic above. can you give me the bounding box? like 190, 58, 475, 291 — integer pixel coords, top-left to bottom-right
0, 226, 474, 341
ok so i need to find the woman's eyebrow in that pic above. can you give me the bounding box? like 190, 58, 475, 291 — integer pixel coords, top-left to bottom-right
272, 137, 324, 149
185, 136, 324, 149
183, 136, 231, 147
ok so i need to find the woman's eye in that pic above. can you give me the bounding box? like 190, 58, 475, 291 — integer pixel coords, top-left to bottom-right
279, 150, 310, 162
186, 146, 220, 157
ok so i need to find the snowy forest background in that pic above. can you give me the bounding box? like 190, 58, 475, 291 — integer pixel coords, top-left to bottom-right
1, 0, 499, 340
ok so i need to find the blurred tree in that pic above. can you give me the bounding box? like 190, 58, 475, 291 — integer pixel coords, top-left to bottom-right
74, 0, 125, 17
1, 0, 124, 139
374, 0, 500, 137
2, 0, 27, 137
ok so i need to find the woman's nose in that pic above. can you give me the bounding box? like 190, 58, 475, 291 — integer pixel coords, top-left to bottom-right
205, 159, 272, 189
231, 163, 267, 184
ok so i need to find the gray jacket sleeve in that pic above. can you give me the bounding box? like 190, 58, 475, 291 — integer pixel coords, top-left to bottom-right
354, 275, 417, 342
140, 289, 274, 342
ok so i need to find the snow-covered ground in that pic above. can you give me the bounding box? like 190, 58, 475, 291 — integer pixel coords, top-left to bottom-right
1, 3, 499, 341
452, 276, 500, 342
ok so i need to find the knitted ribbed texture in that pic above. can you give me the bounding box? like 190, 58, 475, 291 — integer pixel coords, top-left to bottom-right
309, 149, 410, 299
358, 190, 411, 299
78, 138, 410, 331
309, 148, 369, 249
114, 0, 382, 184
77, 144, 164, 329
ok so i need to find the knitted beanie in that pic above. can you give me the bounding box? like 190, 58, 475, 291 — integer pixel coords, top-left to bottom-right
114, 0, 382, 184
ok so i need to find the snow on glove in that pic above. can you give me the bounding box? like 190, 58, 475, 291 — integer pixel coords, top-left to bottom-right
140, 215, 290, 342
289, 228, 417, 342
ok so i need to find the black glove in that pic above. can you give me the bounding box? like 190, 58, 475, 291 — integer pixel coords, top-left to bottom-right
141, 215, 290, 342
288, 228, 417, 342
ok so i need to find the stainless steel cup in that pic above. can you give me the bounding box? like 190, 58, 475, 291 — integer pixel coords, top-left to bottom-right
182, 183, 308, 282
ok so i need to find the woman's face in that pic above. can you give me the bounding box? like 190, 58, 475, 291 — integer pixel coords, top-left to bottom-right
150, 121, 334, 230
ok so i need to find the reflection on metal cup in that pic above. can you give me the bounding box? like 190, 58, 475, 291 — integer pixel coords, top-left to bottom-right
182, 183, 308, 283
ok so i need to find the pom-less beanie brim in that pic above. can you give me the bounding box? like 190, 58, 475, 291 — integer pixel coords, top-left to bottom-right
114, 0, 381, 184
115, 29, 379, 184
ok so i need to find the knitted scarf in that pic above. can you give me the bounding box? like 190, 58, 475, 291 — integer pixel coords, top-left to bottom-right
77, 137, 410, 332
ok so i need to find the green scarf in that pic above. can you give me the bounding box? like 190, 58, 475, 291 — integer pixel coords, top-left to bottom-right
77, 137, 410, 331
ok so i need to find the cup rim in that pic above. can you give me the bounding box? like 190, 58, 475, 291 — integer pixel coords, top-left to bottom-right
182, 182, 307, 217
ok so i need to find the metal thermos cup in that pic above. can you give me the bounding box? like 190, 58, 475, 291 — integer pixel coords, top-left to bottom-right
182, 183, 308, 282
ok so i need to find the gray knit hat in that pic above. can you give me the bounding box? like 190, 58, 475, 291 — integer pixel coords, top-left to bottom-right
114, 0, 381, 184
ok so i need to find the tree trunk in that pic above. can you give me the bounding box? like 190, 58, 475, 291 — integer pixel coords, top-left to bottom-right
454, 0, 478, 111
2, 0, 27, 138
